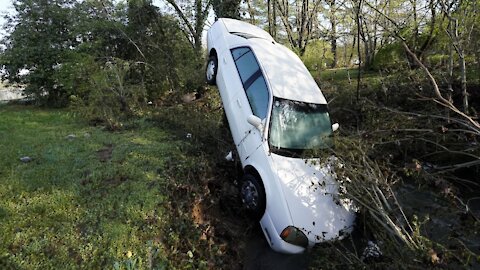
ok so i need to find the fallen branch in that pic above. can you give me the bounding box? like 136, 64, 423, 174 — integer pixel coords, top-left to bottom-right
364, 1, 480, 134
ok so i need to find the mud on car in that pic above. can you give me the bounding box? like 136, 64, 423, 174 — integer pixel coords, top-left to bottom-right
206, 18, 356, 254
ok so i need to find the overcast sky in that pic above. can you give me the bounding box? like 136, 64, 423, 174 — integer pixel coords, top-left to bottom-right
0, 0, 13, 13
0, 0, 14, 39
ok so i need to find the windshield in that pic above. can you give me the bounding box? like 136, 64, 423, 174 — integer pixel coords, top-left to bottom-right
269, 97, 333, 156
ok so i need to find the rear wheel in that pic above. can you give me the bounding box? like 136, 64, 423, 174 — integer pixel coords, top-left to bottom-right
240, 174, 266, 220
205, 55, 218, 85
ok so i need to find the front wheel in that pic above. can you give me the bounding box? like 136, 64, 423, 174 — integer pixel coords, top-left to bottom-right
240, 174, 266, 220
205, 55, 218, 85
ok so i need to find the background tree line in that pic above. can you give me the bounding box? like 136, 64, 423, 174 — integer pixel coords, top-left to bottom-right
0, 0, 479, 125
1, 1, 479, 267
0, 0, 232, 128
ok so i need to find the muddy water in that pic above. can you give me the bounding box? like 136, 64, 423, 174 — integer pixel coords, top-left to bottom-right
241, 183, 480, 269
396, 184, 480, 258
243, 225, 309, 270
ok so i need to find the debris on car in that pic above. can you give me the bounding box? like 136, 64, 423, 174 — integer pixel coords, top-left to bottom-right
206, 18, 356, 254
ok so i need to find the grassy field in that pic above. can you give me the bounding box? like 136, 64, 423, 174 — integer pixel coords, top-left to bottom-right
1, 71, 479, 269
0, 105, 176, 268
0, 101, 248, 269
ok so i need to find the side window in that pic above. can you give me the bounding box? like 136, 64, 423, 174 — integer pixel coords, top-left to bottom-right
233, 49, 259, 84
246, 76, 269, 119
231, 47, 270, 119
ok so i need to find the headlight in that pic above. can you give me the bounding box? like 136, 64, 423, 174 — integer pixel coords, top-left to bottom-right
280, 226, 308, 248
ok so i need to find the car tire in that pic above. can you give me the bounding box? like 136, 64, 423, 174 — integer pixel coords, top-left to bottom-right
205, 55, 218, 85
240, 174, 266, 220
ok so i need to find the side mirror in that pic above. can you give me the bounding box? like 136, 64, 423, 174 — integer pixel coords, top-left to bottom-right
247, 115, 263, 130
332, 123, 340, 132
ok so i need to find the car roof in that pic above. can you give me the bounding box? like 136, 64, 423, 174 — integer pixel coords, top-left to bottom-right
219, 18, 274, 42
216, 18, 327, 105
250, 39, 327, 104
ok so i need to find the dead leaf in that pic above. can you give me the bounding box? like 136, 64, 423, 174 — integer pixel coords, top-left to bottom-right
428, 249, 440, 265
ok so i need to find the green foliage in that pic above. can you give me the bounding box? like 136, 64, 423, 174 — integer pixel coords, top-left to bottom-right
73, 0, 130, 59
301, 40, 333, 71
0, 91, 248, 268
370, 42, 406, 71
212, 0, 242, 19
426, 54, 449, 68
53, 52, 97, 101
1, 0, 79, 106
1, 0, 203, 113
68, 58, 147, 130
124, 2, 203, 99
0, 105, 171, 268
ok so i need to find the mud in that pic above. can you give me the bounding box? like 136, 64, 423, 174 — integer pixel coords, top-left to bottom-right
243, 226, 309, 270
396, 183, 480, 267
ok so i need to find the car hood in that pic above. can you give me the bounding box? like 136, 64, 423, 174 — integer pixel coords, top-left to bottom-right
270, 153, 356, 242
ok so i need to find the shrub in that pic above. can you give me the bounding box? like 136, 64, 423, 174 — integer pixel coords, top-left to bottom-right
301, 40, 333, 71
68, 58, 147, 130
371, 42, 406, 71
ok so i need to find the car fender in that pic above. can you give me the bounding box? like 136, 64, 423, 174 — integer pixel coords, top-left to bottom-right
243, 144, 293, 235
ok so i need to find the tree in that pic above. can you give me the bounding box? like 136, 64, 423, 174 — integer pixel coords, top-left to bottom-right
164, 0, 211, 55
326, 0, 338, 68
1, 0, 78, 106
403, 0, 437, 68
267, 0, 278, 39
365, 0, 480, 132
356, 0, 383, 68
125, 0, 201, 97
212, 0, 241, 19
275, 0, 322, 56
440, 0, 478, 113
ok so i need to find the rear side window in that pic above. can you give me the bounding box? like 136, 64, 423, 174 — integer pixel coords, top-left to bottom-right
231, 47, 270, 119
233, 49, 259, 85
246, 76, 269, 119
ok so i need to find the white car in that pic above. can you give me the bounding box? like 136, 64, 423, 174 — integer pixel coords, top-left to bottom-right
206, 18, 356, 254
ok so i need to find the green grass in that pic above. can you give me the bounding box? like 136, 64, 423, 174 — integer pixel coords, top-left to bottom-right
0, 92, 248, 269
316, 68, 378, 82
0, 105, 178, 269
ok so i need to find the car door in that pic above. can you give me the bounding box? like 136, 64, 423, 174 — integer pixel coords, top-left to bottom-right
215, 44, 246, 147
229, 47, 270, 163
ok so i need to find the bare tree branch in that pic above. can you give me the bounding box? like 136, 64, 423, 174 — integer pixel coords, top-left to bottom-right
364, 1, 480, 133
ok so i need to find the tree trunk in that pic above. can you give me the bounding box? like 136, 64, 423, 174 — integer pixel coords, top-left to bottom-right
166, 0, 209, 55
459, 51, 468, 113
349, 35, 356, 66
356, 0, 363, 101
447, 37, 454, 122
329, 0, 337, 68
275, 0, 319, 56
450, 16, 468, 113
246, 0, 255, 24
268, 0, 278, 39
193, 0, 208, 55
297, 0, 308, 56
268, 0, 272, 35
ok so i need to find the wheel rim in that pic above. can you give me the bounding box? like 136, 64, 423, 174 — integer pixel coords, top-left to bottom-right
241, 181, 259, 210
206, 60, 216, 81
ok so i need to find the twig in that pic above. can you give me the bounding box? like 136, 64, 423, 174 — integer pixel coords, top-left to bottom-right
433, 160, 480, 173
